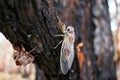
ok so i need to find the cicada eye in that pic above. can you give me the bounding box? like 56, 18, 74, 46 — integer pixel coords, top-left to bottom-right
67, 29, 70, 31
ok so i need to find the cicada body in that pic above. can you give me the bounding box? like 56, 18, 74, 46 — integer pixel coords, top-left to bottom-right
60, 26, 75, 74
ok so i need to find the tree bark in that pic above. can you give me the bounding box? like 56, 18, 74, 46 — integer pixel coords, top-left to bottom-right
0, 0, 117, 80
0, 0, 67, 80
93, 0, 116, 80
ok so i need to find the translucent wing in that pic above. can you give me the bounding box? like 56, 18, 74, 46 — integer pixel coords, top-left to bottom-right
60, 46, 69, 74
60, 36, 74, 74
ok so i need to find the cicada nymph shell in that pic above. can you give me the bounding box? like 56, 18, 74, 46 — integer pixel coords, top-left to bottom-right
13, 44, 35, 66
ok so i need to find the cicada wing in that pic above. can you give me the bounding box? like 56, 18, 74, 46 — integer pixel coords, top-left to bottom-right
68, 43, 74, 69
60, 49, 69, 74
60, 40, 74, 74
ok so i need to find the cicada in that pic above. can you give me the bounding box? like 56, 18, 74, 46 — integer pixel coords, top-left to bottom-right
60, 26, 75, 74
13, 44, 35, 66
55, 16, 75, 74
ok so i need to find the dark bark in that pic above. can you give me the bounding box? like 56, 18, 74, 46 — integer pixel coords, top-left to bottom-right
0, 0, 117, 80
36, 66, 46, 80
0, 0, 65, 80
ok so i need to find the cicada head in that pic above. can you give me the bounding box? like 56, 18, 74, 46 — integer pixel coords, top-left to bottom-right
65, 26, 75, 42
66, 26, 74, 35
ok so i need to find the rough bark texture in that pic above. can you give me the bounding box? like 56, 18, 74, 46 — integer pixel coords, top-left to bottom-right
0, 0, 65, 80
0, 0, 117, 80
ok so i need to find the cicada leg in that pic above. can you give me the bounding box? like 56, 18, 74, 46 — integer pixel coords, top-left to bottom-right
53, 34, 64, 49
53, 34, 64, 37
54, 40, 63, 49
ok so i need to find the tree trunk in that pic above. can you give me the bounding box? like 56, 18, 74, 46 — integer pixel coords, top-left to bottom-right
0, 0, 66, 80
93, 0, 116, 80
0, 0, 117, 80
